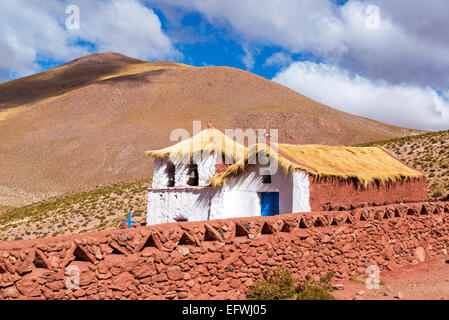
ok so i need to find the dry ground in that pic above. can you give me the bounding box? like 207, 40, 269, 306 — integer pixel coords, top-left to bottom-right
0, 178, 151, 241
0, 205, 11, 215
333, 255, 449, 300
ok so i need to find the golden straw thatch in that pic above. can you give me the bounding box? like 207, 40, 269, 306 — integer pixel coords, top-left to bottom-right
145, 128, 248, 162
208, 143, 425, 187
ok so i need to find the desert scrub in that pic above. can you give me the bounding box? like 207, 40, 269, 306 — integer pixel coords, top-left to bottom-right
295, 272, 336, 300
296, 286, 336, 300
247, 267, 296, 300
0, 177, 152, 241
350, 275, 365, 285
432, 191, 443, 198
246, 267, 336, 300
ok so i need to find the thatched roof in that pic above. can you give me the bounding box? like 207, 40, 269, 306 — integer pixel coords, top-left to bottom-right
145, 128, 248, 162
208, 143, 425, 187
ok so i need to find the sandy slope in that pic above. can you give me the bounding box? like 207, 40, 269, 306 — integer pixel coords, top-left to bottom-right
0, 52, 421, 207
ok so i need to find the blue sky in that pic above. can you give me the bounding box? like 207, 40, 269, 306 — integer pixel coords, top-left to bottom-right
1, 0, 449, 130
152, 7, 320, 80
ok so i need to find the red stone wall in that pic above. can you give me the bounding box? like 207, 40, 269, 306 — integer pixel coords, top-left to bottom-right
308, 177, 428, 211
0, 201, 448, 300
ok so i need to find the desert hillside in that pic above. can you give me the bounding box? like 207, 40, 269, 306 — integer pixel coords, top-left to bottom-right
0, 178, 151, 241
0, 52, 422, 208
356, 130, 449, 198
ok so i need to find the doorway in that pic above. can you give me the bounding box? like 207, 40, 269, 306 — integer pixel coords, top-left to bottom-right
260, 192, 279, 216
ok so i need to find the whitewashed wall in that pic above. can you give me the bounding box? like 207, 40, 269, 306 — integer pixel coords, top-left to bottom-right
209, 191, 224, 220
152, 158, 169, 188
220, 164, 310, 218
221, 190, 260, 219
148, 161, 312, 225
147, 187, 221, 225
197, 153, 218, 185
292, 171, 311, 212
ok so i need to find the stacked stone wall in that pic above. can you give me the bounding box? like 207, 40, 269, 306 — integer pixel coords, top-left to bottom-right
1, 201, 448, 300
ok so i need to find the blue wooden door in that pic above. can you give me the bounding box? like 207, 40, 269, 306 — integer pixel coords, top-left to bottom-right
261, 192, 279, 216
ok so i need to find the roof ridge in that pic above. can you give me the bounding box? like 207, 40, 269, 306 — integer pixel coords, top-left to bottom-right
145, 128, 248, 161
208, 142, 425, 187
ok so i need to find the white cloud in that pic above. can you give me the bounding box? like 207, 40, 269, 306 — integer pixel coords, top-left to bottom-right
0, 0, 178, 80
161, 0, 449, 89
0, 0, 87, 78
240, 45, 256, 70
162, 0, 344, 54
336, 1, 449, 88
264, 52, 292, 67
272, 61, 449, 131
75, 0, 179, 60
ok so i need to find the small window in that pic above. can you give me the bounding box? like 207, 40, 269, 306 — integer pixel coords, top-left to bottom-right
262, 175, 271, 184
167, 161, 175, 187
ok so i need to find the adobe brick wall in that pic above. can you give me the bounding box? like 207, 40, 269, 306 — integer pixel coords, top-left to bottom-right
309, 177, 428, 211
0, 201, 448, 300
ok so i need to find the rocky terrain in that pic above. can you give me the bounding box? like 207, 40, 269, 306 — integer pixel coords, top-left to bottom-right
0, 179, 151, 241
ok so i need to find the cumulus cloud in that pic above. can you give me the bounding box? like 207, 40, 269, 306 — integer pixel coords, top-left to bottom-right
160, 0, 449, 89
160, 0, 343, 54
0, 0, 178, 80
0, 0, 86, 78
272, 61, 449, 131
75, 0, 179, 60
156, 0, 449, 129
379, 0, 449, 47
336, 1, 449, 88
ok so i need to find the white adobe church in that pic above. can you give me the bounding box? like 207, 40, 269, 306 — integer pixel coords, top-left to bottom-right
145, 128, 425, 226
145, 128, 302, 225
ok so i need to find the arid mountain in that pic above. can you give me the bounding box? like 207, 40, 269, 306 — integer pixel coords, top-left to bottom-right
0, 52, 422, 207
